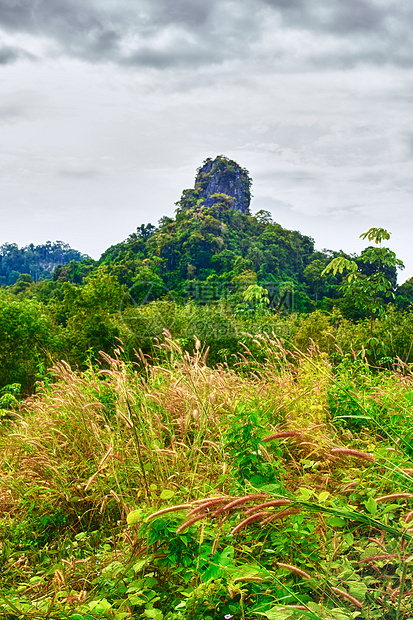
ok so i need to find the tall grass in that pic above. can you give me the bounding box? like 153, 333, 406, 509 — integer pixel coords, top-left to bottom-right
1, 333, 413, 618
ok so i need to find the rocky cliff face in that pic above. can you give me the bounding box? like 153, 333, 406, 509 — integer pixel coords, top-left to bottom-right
178, 156, 251, 214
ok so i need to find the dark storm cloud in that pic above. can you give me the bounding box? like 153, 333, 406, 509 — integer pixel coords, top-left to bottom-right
0, 0, 411, 68
262, 0, 385, 33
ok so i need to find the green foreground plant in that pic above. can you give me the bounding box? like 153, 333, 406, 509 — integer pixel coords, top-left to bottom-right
322, 228, 404, 351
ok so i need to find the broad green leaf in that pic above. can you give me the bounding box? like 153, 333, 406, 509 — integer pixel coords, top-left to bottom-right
296, 487, 313, 500
318, 491, 330, 502
349, 581, 367, 601
29, 576, 43, 584
133, 558, 147, 572
328, 516, 346, 527
144, 609, 163, 620
128, 595, 146, 606
159, 489, 175, 500
127, 510, 142, 525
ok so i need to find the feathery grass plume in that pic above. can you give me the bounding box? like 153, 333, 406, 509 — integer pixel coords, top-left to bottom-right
233, 576, 265, 583
404, 510, 413, 524
330, 447, 375, 462
54, 569, 65, 586
190, 495, 232, 505
262, 431, 303, 441
84, 471, 100, 491
211, 494, 269, 517
244, 499, 291, 515
331, 587, 363, 609
98, 446, 114, 469
276, 563, 312, 579
145, 504, 193, 521
341, 481, 357, 492
78, 590, 88, 603
376, 493, 413, 503
185, 497, 233, 517
176, 513, 207, 533
231, 512, 270, 534
358, 553, 402, 563
260, 508, 300, 525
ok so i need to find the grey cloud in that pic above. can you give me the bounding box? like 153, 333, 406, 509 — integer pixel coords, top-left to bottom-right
0, 44, 35, 64
263, 0, 390, 34
0, 0, 411, 69
150, 0, 216, 29
58, 169, 103, 179
122, 45, 218, 69
0, 90, 47, 121
0, 103, 26, 118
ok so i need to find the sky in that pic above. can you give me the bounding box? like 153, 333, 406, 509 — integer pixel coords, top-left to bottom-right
1, 0, 412, 281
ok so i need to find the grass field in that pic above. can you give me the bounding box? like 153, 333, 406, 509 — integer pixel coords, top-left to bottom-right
2, 332, 413, 619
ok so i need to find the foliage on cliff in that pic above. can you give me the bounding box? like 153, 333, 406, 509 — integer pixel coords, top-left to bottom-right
178, 155, 252, 214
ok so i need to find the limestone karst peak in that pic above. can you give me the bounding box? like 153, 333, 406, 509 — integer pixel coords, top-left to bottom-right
178, 155, 251, 214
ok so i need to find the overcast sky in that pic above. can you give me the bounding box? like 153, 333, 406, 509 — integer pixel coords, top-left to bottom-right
1, 0, 412, 281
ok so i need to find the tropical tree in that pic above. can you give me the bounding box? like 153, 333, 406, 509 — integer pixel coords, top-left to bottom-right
322, 228, 404, 348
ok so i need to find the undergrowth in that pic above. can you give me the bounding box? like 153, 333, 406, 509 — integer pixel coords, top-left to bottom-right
1, 333, 413, 619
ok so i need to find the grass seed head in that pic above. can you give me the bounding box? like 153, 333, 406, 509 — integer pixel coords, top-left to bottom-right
376, 493, 413, 503
176, 513, 207, 533
276, 562, 312, 580
330, 448, 375, 462
260, 508, 299, 525
211, 494, 269, 517
262, 431, 302, 442
230, 512, 271, 535
145, 504, 193, 522
244, 499, 291, 515
331, 587, 363, 609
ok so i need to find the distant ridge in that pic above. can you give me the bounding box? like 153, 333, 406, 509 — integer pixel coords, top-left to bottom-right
0, 241, 89, 285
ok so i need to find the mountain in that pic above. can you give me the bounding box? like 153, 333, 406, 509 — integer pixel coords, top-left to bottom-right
95, 155, 318, 308
178, 155, 252, 214
4, 155, 406, 313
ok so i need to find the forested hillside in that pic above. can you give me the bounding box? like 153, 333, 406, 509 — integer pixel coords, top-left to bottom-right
0, 240, 89, 285
0, 156, 412, 396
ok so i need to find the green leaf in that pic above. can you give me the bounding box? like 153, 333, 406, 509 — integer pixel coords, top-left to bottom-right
127, 510, 142, 525
144, 609, 163, 620
296, 487, 313, 501
175, 602, 186, 610
365, 497, 377, 515
133, 558, 147, 572
348, 581, 367, 601
257, 608, 295, 619
159, 489, 175, 500
327, 516, 346, 527
318, 491, 330, 502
